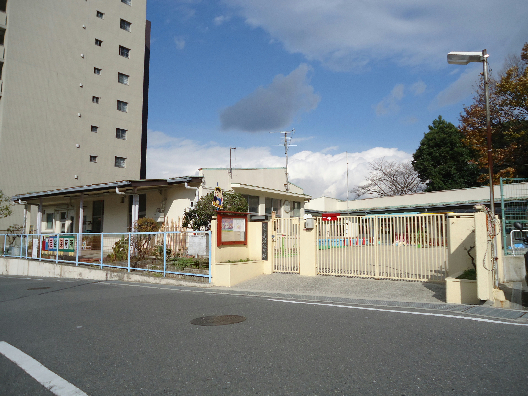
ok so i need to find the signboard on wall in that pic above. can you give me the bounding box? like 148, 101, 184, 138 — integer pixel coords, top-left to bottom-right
42, 235, 76, 253
216, 211, 248, 246
188, 234, 207, 256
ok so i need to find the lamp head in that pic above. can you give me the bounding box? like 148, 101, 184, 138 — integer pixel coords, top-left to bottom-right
447, 51, 484, 65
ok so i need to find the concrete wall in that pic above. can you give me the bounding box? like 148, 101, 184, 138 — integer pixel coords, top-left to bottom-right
0, 0, 148, 229
447, 214, 475, 276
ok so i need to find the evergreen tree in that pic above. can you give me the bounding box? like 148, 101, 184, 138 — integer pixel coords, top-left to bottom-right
412, 116, 481, 191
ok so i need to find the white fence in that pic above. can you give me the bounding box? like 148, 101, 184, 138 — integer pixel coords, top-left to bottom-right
272, 217, 301, 273
316, 214, 447, 281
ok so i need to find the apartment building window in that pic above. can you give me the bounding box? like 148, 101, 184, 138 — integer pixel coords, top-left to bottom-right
92, 96, 100, 104
96, 11, 104, 19
118, 73, 129, 85
119, 46, 130, 58
46, 213, 54, 230
117, 100, 128, 112
121, 0, 131, 5
91, 125, 98, 133
94, 67, 102, 75
90, 155, 98, 163
116, 128, 127, 140
95, 38, 103, 46
120, 19, 131, 32
115, 157, 126, 168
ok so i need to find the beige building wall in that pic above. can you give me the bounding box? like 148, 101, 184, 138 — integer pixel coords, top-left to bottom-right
0, 0, 149, 229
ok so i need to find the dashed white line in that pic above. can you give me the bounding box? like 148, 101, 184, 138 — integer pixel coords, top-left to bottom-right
268, 299, 528, 327
0, 341, 87, 396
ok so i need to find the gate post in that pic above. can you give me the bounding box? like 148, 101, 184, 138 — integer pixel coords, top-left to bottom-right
299, 218, 317, 276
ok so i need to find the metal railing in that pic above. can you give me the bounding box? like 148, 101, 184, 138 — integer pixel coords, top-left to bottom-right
0, 231, 211, 282
316, 214, 447, 282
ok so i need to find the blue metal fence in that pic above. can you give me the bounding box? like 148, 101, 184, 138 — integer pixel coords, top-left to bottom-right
0, 231, 211, 282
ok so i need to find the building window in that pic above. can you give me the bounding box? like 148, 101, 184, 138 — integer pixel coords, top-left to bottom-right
116, 128, 127, 140
94, 67, 102, 75
115, 157, 126, 168
243, 195, 260, 214
96, 11, 104, 19
91, 125, 98, 133
121, 0, 131, 5
90, 155, 98, 163
117, 100, 128, 112
95, 38, 103, 46
46, 213, 54, 230
119, 46, 130, 58
293, 201, 301, 217
265, 198, 282, 217
120, 19, 131, 32
118, 72, 129, 85
92, 96, 100, 104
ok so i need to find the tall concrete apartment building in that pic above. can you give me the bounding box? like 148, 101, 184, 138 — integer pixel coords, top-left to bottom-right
0, 0, 150, 229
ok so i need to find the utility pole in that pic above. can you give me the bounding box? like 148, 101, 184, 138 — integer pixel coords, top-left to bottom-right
270, 129, 296, 191
229, 147, 236, 178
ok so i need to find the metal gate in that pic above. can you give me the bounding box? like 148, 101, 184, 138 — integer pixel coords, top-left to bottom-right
272, 217, 300, 273
316, 214, 447, 281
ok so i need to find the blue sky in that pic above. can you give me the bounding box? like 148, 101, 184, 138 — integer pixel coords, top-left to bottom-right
145, 0, 528, 199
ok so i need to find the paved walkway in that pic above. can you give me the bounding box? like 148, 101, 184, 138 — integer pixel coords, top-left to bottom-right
210, 274, 528, 322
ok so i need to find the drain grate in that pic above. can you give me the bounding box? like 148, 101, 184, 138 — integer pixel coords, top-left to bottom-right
27, 287, 51, 290
191, 315, 246, 326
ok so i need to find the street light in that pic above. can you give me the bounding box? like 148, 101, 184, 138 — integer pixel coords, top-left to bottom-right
447, 49, 498, 288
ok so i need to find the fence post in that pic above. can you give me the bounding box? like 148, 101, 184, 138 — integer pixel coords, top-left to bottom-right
163, 232, 167, 277
100, 233, 104, 269
56, 234, 59, 263
75, 233, 80, 266
127, 233, 131, 273
208, 230, 212, 283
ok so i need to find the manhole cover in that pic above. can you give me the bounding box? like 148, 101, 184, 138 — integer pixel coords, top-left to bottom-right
190, 315, 246, 326
27, 287, 51, 290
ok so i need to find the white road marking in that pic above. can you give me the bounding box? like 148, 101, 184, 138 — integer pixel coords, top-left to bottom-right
0, 341, 88, 396
268, 299, 528, 327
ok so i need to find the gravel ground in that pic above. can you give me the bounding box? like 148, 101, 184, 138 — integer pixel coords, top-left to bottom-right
225, 273, 446, 303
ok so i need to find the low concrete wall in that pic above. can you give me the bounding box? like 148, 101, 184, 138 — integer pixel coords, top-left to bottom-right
501, 255, 526, 282
0, 257, 211, 286
446, 272, 479, 304
212, 260, 264, 287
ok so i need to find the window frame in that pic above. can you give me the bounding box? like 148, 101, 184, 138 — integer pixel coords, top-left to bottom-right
92, 96, 100, 104
91, 125, 98, 133
119, 45, 130, 58
118, 72, 129, 85
116, 128, 127, 140
117, 100, 128, 112
115, 156, 126, 168
94, 67, 102, 75
89, 155, 98, 163
120, 19, 132, 32
96, 10, 104, 19
95, 38, 103, 46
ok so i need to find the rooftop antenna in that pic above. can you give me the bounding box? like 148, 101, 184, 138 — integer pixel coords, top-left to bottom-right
229, 147, 236, 178
270, 128, 296, 191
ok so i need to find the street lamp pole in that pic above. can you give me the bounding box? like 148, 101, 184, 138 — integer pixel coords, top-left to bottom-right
447, 49, 498, 288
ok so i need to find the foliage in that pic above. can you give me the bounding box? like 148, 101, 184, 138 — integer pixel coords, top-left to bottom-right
0, 190, 13, 219
182, 191, 248, 231
131, 218, 161, 267
412, 116, 481, 191
460, 42, 528, 182
456, 268, 476, 280
108, 236, 129, 262
6, 224, 24, 246
352, 159, 425, 198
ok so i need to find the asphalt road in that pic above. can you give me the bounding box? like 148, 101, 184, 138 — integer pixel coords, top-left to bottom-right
1, 275, 527, 395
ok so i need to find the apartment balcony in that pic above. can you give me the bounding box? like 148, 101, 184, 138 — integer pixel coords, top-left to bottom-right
0, 11, 5, 30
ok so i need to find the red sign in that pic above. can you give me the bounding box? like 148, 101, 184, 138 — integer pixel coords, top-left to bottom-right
322, 213, 340, 221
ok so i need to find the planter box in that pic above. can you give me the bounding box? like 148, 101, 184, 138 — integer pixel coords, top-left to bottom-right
446, 272, 479, 304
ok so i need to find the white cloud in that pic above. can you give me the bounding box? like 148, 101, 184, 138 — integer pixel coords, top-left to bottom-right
220, 64, 321, 132
375, 84, 405, 116
214, 15, 231, 25
430, 67, 480, 109
174, 36, 186, 50
147, 130, 412, 199
223, 0, 528, 71
410, 80, 426, 95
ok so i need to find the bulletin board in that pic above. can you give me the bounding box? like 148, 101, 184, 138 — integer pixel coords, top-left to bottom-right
217, 211, 248, 246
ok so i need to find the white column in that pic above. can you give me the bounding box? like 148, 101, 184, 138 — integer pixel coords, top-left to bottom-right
78, 194, 84, 234
132, 194, 139, 231
37, 198, 43, 235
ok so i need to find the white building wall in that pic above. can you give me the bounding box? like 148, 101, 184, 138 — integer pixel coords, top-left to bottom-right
0, 0, 148, 229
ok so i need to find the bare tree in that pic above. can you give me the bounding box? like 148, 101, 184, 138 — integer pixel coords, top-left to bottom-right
352, 159, 425, 198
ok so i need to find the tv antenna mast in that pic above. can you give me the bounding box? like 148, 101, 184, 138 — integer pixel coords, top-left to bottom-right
270, 128, 296, 191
